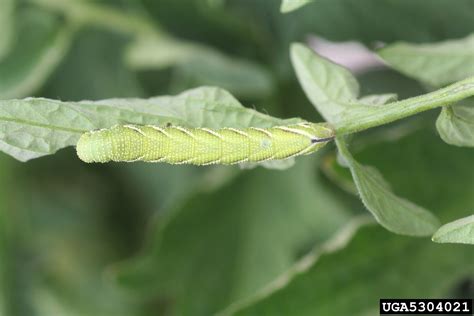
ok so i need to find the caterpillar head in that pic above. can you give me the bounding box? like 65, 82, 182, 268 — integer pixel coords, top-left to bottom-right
278, 122, 335, 156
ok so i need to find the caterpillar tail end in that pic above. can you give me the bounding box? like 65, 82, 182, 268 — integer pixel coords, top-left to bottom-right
76, 132, 95, 163
76, 125, 143, 163
76, 130, 114, 163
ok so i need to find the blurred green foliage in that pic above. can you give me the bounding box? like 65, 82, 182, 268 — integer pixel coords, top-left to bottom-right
240, 126, 474, 314
0, 0, 473, 315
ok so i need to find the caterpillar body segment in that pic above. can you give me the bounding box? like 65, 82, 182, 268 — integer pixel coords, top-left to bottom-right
76, 123, 335, 165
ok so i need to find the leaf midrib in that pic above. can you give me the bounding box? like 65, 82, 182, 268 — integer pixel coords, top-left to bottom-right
0, 115, 86, 134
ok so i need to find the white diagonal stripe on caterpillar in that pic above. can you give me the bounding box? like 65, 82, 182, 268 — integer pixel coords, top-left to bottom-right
147, 125, 172, 137
200, 127, 224, 139
275, 126, 315, 139
249, 127, 273, 138
124, 124, 147, 136
173, 126, 197, 139
223, 127, 250, 137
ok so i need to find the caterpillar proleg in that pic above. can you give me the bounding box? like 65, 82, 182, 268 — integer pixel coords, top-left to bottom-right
76, 122, 335, 165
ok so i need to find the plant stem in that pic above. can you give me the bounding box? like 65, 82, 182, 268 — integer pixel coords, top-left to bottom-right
29, 0, 162, 37
336, 76, 474, 135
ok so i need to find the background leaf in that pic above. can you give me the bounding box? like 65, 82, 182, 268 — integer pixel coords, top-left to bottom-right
229, 127, 474, 315
42, 27, 145, 100
335, 137, 440, 236
378, 34, 474, 87
0, 9, 73, 99
30, 0, 157, 36
219, 216, 372, 315
432, 215, 474, 245
0, 0, 15, 60
126, 35, 273, 99
223, 0, 474, 59
0, 154, 161, 316
0, 157, 12, 315
32, 0, 273, 99
291, 43, 474, 134
290, 43, 360, 124
436, 100, 474, 147
0, 87, 301, 162
280, 0, 313, 13
112, 155, 354, 316
231, 224, 473, 316
376, 36, 474, 148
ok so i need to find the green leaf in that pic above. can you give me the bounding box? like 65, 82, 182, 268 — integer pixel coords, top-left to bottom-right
290, 43, 360, 124
228, 224, 473, 316
281, 0, 474, 45
348, 128, 474, 226
436, 100, 474, 147
378, 34, 474, 87
0, 156, 37, 315
320, 152, 357, 194
111, 156, 352, 316
1, 156, 152, 315
126, 36, 273, 98
228, 129, 474, 314
432, 215, 474, 245
0, 9, 73, 99
377, 36, 474, 147
0, 158, 11, 315
280, 0, 313, 13
118, 164, 237, 220
32, 0, 273, 99
125, 36, 202, 71
291, 43, 474, 134
151, 0, 474, 49
335, 137, 440, 236
43, 26, 146, 101
0, 0, 15, 60
30, 0, 157, 36
377, 37, 474, 147
0, 87, 301, 162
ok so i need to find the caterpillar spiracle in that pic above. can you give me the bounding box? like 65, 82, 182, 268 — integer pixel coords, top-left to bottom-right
76, 122, 335, 165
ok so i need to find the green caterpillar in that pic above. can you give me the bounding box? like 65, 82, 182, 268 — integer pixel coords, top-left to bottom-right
76, 122, 334, 165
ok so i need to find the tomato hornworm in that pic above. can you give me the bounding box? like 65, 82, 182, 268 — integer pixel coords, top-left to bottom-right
76, 122, 334, 165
